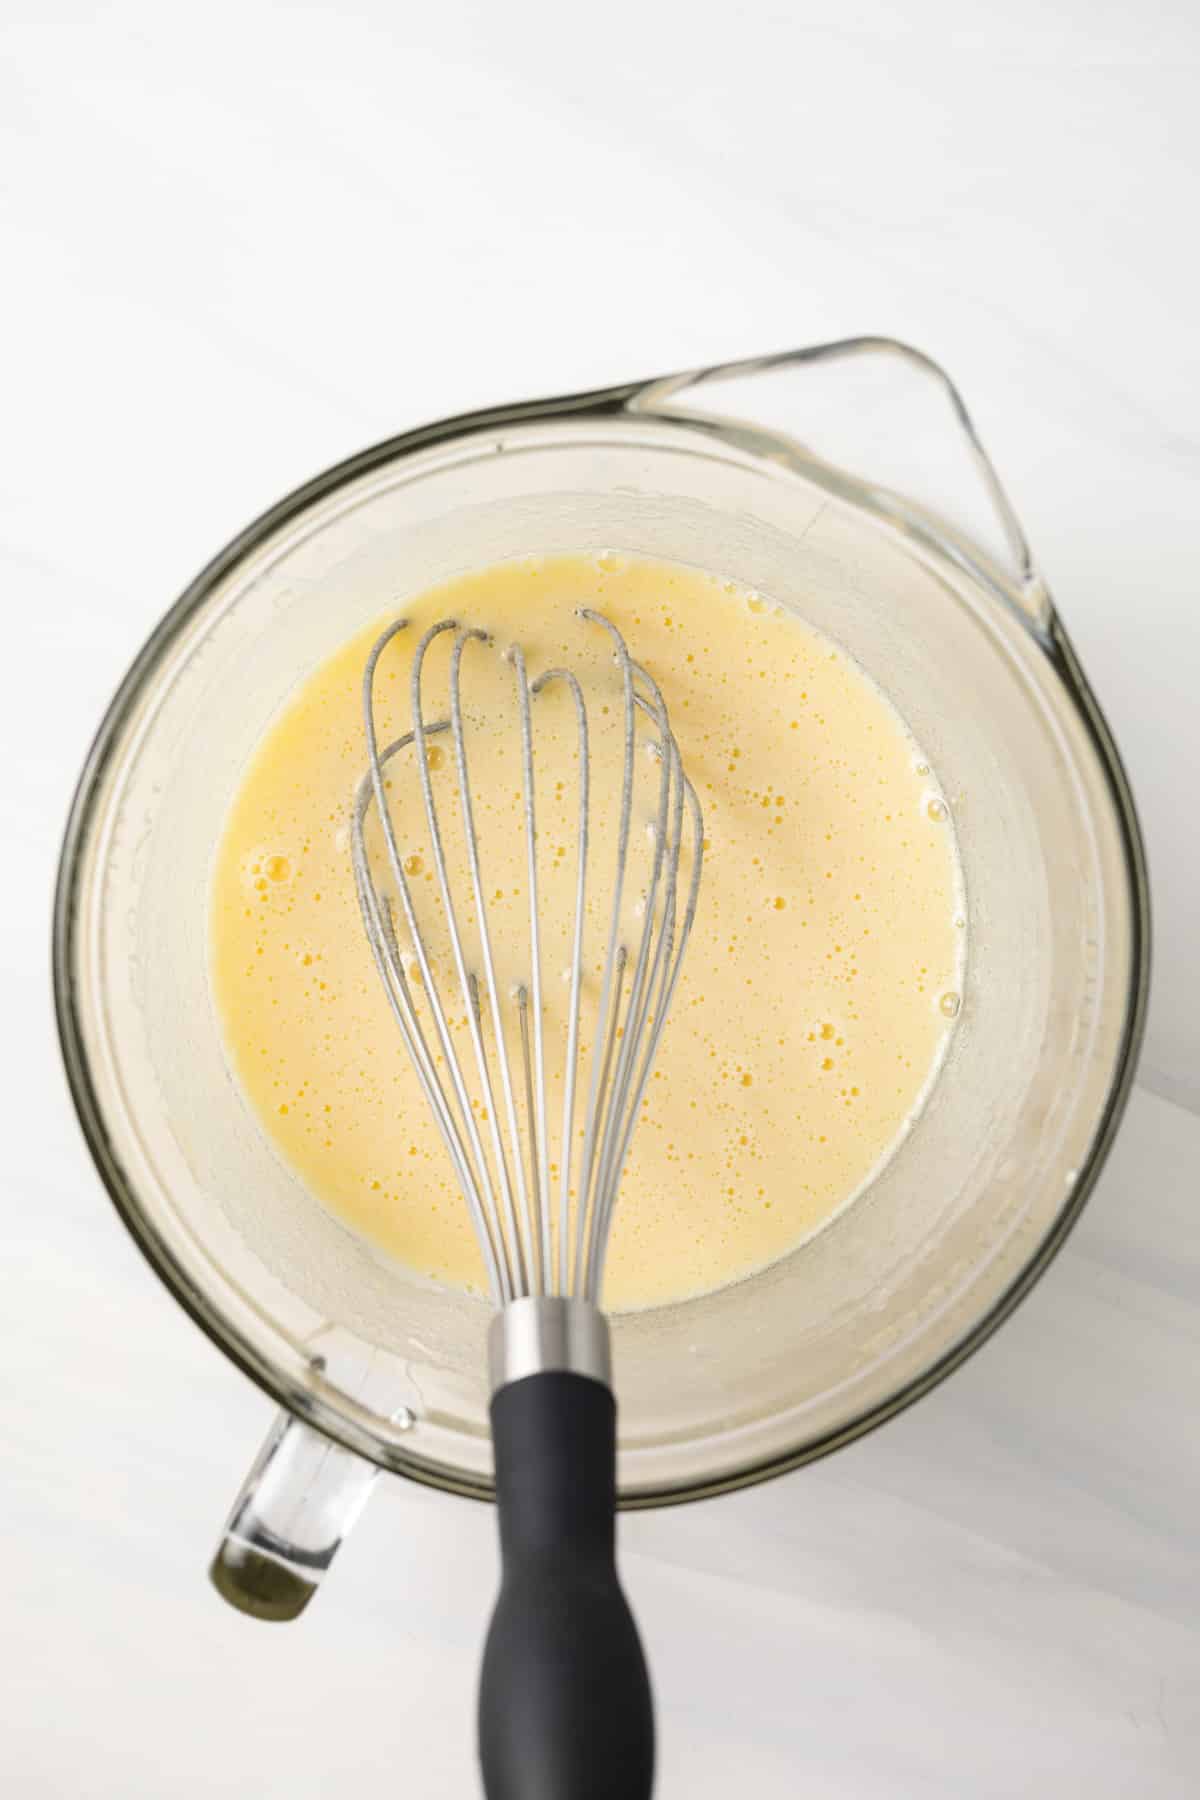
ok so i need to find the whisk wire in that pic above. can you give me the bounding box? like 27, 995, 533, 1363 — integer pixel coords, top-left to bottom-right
354, 695, 507, 1301
569, 614, 636, 1297
353, 604, 702, 1309
510, 645, 552, 1295
594, 767, 704, 1297
401, 623, 523, 1299
529, 669, 590, 1298
447, 628, 538, 1297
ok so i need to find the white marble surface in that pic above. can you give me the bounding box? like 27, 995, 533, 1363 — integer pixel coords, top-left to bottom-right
3, 2, 1198, 1793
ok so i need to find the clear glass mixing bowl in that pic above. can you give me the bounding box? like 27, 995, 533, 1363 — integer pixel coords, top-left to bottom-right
54, 341, 1148, 1616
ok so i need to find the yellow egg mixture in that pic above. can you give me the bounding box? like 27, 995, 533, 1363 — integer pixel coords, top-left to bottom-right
210, 555, 963, 1309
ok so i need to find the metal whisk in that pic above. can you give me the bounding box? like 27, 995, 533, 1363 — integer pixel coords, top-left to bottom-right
350, 607, 702, 1800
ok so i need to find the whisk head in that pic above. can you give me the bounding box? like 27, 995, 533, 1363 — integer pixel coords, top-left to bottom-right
350, 608, 702, 1310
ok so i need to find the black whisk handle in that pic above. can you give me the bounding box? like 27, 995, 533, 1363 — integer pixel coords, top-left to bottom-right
478, 1371, 655, 1800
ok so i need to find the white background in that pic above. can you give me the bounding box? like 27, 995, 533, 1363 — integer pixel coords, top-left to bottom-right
3, 2, 1199, 1794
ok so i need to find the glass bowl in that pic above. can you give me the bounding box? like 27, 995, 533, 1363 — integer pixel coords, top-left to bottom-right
54, 341, 1148, 1611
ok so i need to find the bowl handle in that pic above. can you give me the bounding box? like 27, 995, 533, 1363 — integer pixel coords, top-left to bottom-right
209, 1408, 379, 1622
628, 336, 1054, 636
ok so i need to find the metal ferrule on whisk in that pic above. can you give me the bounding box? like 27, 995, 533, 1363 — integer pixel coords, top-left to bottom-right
488, 1297, 612, 1394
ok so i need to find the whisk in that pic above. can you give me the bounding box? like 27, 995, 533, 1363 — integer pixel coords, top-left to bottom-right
351, 606, 701, 1800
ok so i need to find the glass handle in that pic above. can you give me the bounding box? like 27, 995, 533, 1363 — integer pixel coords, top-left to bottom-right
630, 337, 1053, 634
209, 1408, 380, 1622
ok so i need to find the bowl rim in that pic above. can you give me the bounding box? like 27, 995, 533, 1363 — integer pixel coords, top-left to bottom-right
52, 363, 1151, 1506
